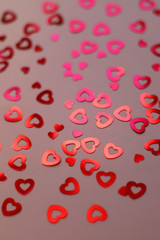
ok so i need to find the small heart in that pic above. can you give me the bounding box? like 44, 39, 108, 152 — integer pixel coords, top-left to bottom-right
153, 9, 160, 16
32, 82, 41, 89
48, 131, 58, 139
62, 62, 72, 69
72, 50, 80, 58
138, 40, 147, 47
64, 100, 74, 109
65, 157, 76, 166
109, 82, 119, 91
0, 173, 7, 181
73, 73, 83, 81
21, 67, 30, 74
1, 11, 17, 23
118, 186, 128, 196
0, 35, 6, 41
97, 51, 107, 58
36, 90, 54, 104
37, 58, 46, 65
73, 129, 83, 138
79, 62, 88, 70
134, 154, 144, 163
54, 124, 64, 132
50, 33, 59, 42
34, 45, 43, 52
64, 70, 74, 77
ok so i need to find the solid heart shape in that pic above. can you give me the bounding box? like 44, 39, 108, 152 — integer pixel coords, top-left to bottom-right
72, 129, 83, 138
134, 154, 144, 163
64, 100, 74, 109
12, 135, 32, 151
144, 139, 160, 156
78, 0, 96, 9
81, 137, 100, 154
93, 22, 110, 36
25, 113, 44, 128
133, 75, 151, 89
109, 82, 119, 91
92, 93, 112, 108
1, 11, 17, 23
69, 19, 86, 33
152, 63, 160, 71
34, 45, 43, 52
146, 108, 160, 124
47, 205, 68, 223
104, 142, 123, 159
16, 37, 32, 50
97, 51, 107, 58
62, 139, 81, 156
64, 70, 74, 77
0, 173, 7, 181
76, 87, 95, 102
106, 66, 125, 81
130, 117, 149, 133
126, 181, 147, 199
59, 177, 80, 195
15, 178, 35, 195
8, 154, 27, 171
96, 171, 116, 188
54, 124, 64, 132
153, 9, 160, 16
41, 2, 58, 14
37, 58, 46, 65
73, 73, 83, 81
69, 108, 88, 124
41, 149, 61, 166
48, 131, 58, 139
151, 44, 160, 57
0, 35, 6, 41
118, 186, 128, 196
81, 40, 98, 54
129, 20, 146, 33
36, 90, 54, 104
138, 40, 147, 47
113, 105, 132, 121
106, 3, 122, 16
95, 112, 114, 128
139, 0, 156, 10
72, 50, 80, 58
79, 62, 88, 70
65, 157, 76, 166
4, 86, 21, 101
87, 204, 108, 223
0, 61, 9, 73
32, 82, 41, 89
80, 158, 100, 176
62, 62, 72, 69
0, 47, 14, 59
2, 198, 22, 216
23, 22, 40, 35
21, 67, 30, 74
140, 92, 158, 108
4, 106, 23, 122
46, 13, 63, 25
107, 40, 125, 54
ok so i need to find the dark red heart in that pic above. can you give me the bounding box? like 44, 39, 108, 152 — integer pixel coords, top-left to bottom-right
2, 198, 22, 216
25, 113, 44, 128
54, 124, 64, 132
134, 154, 144, 163
16, 37, 32, 50
153, 9, 160, 16
37, 58, 46, 65
21, 67, 30, 74
24, 22, 40, 35
118, 186, 128, 196
138, 40, 147, 47
15, 178, 35, 195
126, 181, 147, 199
48, 131, 58, 139
0, 47, 14, 59
0, 61, 9, 73
46, 13, 63, 25
0, 172, 7, 181
65, 157, 76, 166
96, 171, 116, 188
32, 82, 41, 89
59, 177, 80, 195
0, 35, 6, 41
34, 45, 43, 52
36, 90, 54, 104
8, 154, 27, 171
1, 11, 17, 23
152, 63, 160, 71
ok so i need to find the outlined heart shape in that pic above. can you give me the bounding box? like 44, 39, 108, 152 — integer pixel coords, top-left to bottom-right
129, 20, 146, 33
59, 177, 80, 195
69, 108, 88, 124
0, 47, 14, 59
81, 40, 98, 54
15, 178, 35, 195
146, 108, 160, 124
130, 117, 149, 133
104, 142, 123, 159
113, 105, 132, 121
46, 14, 63, 25
140, 93, 158, 108
0, 61, 9, 73
41, 2, 58, 14
41, 149, 61, 166
87, 204, 108, 223
69, 19, 86, 33
24, 22, 40, 35
78, 0, 96, 9
95, 112, 114, 128
93, 22, 111, 36
106, 66, 125, 81
34, 45, 43, 52
133, 75, 151, 89
81, 137, 100, 154
62, 139, 81, 156
36, 90, 54, 104
96, 171, 116, 188
16, 37, 32, 50
54, 124, 64, 132
8, 154, 27, 171
47, 205, 68, 223
4, 106, 23, 122
25, 113, 44, 128
21, 67, 30, 74
92, 93, 112, 108
80, 158, 100, 176
126, 181, 147, 199
2, 198, 22, 216
76, 87, 95, 102
12, 135, 32, 151
106, 3, 122, 16
151, 44, 160, 57
4, 86, 21, 101
144, 139, 160, 156
1, 11, 17, 23
139, 0, 156, 10
134, 154, 144, 163
107, 40, 125, 54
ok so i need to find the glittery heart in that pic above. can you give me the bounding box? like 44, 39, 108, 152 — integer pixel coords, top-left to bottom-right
76, 87, 95, 102
47, 205, 68, 224
130, 117, 149, 133
139, 0, 156, 10
64, 100, 74, 109
41, 2, 58, 14
138, 40, 147, 47
93, 22, 110, 36
15, 178, 35, 195
78, 0, 96, 9
134, 154, 144, 163
0, 61, 9, 73
104, 142, 123, 159
106, 66, 125, 81
152, 63, 160, 71
81, 40, 98, 54
8, 154, 27, 171
133, 75, 151, 89
126, 181, 147, 199
151, 44, 160, 57
69, 108, 88, 124
81, 137, 100, 154
62, 139, 81, 156
1, 11, 17, 23
95, 112, 114, 128
87, 205, 108, 223
146, 108, 160, 124
16, 37, 32, 50
72, 129, 83, 138
96, 171, 116, 188
106, 3, 122, 16
113, 105, 132, 121
32, 82, 41, 89
72, 50, 80, 58
46, 13, 63, 25
80, 158, 100, 176
48, 131, 58, 139
12, 135, 32, 151
41, 149, 61, 166
23, 23, 40, 35
36, 90, 54, 104
97, 51, 107, 58
21, 67, 30, 74
54, 124, 64, 132
4, 106, 23, 122
25, 113, 44, 128
144, 139, 160, 156
59, 177, 80, 195
2, 198, 22, 216
69, 19, 86, 33
0, 173, 7, 181
65, 157, 76, 166
109, 82, 119, 91
92, 93, 112, 108
73, 73, 83, 81
37, 58, 46, 65
79, 62, 88, 70
0, 47, 14, 59
129, 20, 146, 33
4, 86, 21, 101
107, 40, 125, 54
140, 92, 158, 108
